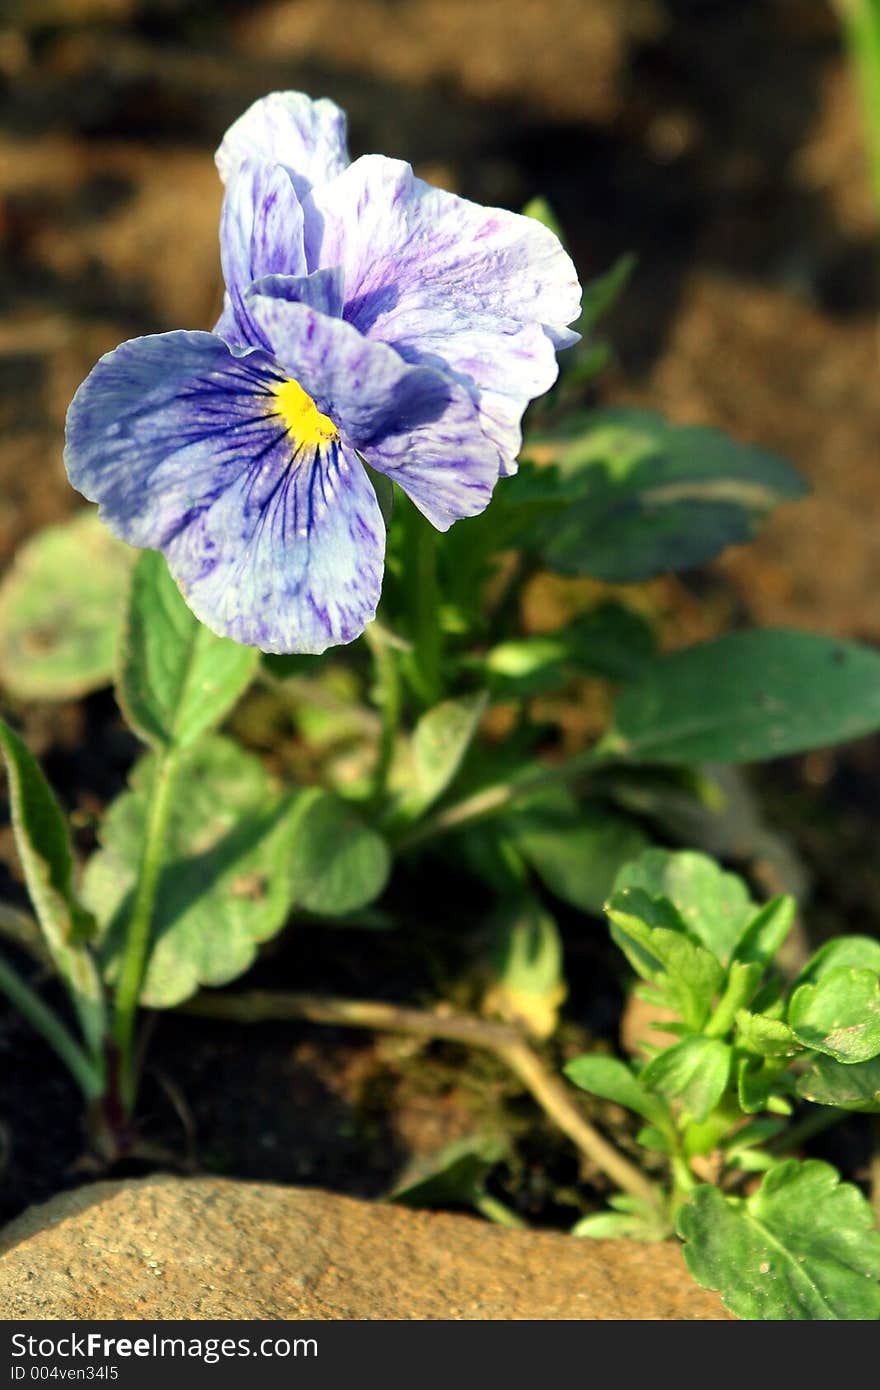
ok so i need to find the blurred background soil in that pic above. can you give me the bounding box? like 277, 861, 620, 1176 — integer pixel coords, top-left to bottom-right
1, 0, 879, 1224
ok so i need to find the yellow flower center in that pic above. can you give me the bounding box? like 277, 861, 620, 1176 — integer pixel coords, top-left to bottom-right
272, 378, 338, 447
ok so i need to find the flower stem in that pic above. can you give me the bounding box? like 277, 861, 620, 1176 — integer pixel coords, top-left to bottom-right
181, 988, 664, 1212
0, 951, 103, 1099
365, 622, 402, 803
402, 504, 442, 707
112, 746, 180, 1111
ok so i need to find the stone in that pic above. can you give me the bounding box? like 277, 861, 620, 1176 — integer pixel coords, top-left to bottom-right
0, 1176, 729, 1320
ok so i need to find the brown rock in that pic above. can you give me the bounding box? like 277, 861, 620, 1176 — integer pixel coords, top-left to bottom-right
0, 1176, 729, 1320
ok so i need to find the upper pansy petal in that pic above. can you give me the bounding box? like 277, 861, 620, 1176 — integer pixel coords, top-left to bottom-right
305, 155, 581, 338
63, 329, 384, 653
304, 155, 581, 473
246, 295, 501, 530
216, 92, 350, 198
218, 161, 307, 348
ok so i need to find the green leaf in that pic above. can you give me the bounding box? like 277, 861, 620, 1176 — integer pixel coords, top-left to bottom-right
795, 935, 880, 987
478, 603, 656, 697
572, 1192, 670, 1243
678, 1160, 880, 1320
797, 1055, 880, 1112
404, 691, 487, 816
484, 896, 566, 1039
521, 196, 565, 242
736, 1056, 792, 1116
0, 512, 133, 700
530, 408, 804, 583
0, 719, 104, 1053
286, 788, 390, 916
117, 550, 259, 750
613, 849, 756, 963
607, 888, 725, 1031
641, 1036, 732, 1122
577, 255, 637, 332
389, 1133, 507, 1210
731, 896, 797, 968
86, 738, 301, 1007
735, 1010, 801, 1059
563, 1053, 670, 1128
507, 789, 649, 914
608, 630, 880, 765
788, 967, 880, 1062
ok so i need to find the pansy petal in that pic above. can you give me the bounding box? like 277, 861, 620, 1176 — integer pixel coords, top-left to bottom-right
64, 329, 385, 653
246, 295, 500, 530
251, 267, 345, 319
308, 156, 581, 334
218, 161, 307, 348
394, 314, 560, 475
305, 156, 580, 471
165, 435, 384, 654
216, 92, 350, 198
65, 331, 281, 548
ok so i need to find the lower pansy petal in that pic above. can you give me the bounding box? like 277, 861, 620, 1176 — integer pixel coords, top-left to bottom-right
216, 92, 350, 199
165, 436, 385, 654
246, 295, 501, 530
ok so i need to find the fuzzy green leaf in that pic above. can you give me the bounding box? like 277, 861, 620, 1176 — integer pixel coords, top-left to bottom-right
530, 408, 804, 583
731, 896, 797, 968
613, 849, 755, 963
117, 550, 258, 750
608, 630, 880, 765
405, 691, 487, 816
678, 1160, 880, 1320
389, 1133, 507, 1210
86, 738, 300, 1006
606, 888, 725, 1031
564, 1053, 671, 1128
796, 1055, 880, 1112
735, 1010, 801, 1059
788, 967, 880, 1062
507, 790, 648, 915
641, 1036, 732, 1122
0, 512, 132, 700
286, 788, 390, 917
0, 719, 104, 1053
485, 896, 566, 1039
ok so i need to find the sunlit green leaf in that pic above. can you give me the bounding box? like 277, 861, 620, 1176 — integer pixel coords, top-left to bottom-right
0, 512, 132, 700
530, 408, 804, 583
678, 1161, 880, 1320
117, 550, 258, 750
788, 967, 880, 1062
608, 630, 880, 765
0, 719, 104, 1053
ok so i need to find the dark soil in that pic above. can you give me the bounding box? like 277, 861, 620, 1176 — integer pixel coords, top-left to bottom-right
1, 0, 879, 1227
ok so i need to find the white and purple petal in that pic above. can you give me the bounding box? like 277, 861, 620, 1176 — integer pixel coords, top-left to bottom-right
303, 155, 580, 471
216, 92, 350, 198
217, 161, 307, 349
64, 330, 384, 653
246, 295, 501, 529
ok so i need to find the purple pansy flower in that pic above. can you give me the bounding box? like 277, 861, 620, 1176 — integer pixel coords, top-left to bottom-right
65, 92, 581, 653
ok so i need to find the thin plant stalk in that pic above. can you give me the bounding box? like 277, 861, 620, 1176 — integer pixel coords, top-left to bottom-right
365, 622, 403, 803
112, 747, 180, 1109
0, 952, 103, 1100
182, 988, 664, 1212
